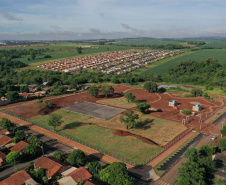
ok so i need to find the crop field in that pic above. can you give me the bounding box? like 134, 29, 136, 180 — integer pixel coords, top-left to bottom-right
142, 49, 226, 75
116, 38, 182, 46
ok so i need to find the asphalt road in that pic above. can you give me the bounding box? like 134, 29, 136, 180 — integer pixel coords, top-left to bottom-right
153, 112, 226, 185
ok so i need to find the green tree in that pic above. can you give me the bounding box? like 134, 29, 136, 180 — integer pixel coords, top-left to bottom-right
176, 161, 206, 185
27, 135, 39, 146
76, 47, 83, 54
53, 151, 63, 161
7, 91, 20, 101
218, 139, 226, 151
184, 148, 199, 163
87, 161, 101, 177
124, 92, 136, 102
101, 85, 114, 97
136, 102, 150, 114
0, 89, 6, 97
143, 82, 158, 93
181, 109, 192, 115
88, 85, 100, 97
100, 162, 134, 185
191, 88, 203, 97
120, 110, 139, 129
31, 51, 36, 60
220, 126, 226, 136
23, 144, 40, 156
13, 130, 26, 143
214, 177, 225, 185
199, 145, 215, 156
0, 118, 15, 130
67, 149, 86, 166
6, 151, 21, 165
48, 114, 63, 131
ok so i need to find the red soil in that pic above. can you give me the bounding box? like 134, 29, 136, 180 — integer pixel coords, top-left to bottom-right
113, 129, 158, 146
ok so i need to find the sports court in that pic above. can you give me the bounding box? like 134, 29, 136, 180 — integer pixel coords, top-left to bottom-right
63, 102, 125, 119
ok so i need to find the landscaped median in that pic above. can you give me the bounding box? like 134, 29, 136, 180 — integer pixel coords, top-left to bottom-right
153, 132, 200, 176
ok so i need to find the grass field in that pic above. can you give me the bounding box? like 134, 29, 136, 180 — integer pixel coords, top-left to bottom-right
97, 97, 137, 108
29, 108, 186, 146
142, 49, 226, 75
29, 109, 162, 165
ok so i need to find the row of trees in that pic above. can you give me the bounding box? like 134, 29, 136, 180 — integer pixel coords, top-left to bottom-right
88, 85, 114, 97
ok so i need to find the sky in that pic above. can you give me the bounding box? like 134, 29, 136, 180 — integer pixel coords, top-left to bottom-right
0, 0, 226, 40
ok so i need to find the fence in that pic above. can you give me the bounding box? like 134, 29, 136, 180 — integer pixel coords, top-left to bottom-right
201, 103, 226, 123
162, 128, 192, 150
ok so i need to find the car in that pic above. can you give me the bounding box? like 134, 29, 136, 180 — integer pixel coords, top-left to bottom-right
211, 136, 217, 140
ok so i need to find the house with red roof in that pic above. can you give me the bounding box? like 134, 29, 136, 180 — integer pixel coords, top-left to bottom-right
0, 129, 10, 135
0, 170, 37, 185
34, 156, 70, 180
10, 140, 29, 153
0, 151, 6, 166
58, 167, 92, 185
0, 135, 12, 147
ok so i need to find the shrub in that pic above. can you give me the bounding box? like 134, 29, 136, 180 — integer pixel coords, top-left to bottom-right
181, 109, 192, 115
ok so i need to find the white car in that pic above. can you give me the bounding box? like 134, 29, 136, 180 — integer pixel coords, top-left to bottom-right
211, 136, 217, 140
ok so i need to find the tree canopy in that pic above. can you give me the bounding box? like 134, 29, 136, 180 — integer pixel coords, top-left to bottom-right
220, 126, 226, 136
13, 130, 26, 143
218, 139, 226, 151
136, 102, 150, 114
101, 85, 114, 97
143, 82, 158, 93
120, 110, 139, 129
67, 149, 86, 166
88, 85, 100, 97
124, 92, 136, 102
99, 162, 134, 185
48, 114, 63, 131
0, 118, 15, 131
6, 151, 21, 164
7, 91, 20, 101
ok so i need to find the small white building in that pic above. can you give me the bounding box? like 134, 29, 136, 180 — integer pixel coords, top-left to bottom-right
192, 104, 202, 111
169, 100, 178, 107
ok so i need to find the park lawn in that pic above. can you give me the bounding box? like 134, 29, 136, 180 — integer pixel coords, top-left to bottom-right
97, 97, 137, 108
29, 108, 186, 146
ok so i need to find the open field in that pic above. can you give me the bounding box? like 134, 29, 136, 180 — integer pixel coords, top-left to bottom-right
97, 97, 137, 108
29, 109, 162, 165
142, 49, 226, 75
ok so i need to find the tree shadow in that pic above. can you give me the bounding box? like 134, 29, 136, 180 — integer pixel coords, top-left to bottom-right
137, 118, 154, 130
148, 109, 162, 114
62, 122, 87, 130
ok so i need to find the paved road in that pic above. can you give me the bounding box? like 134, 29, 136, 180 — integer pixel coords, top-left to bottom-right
153, 112, 226, 185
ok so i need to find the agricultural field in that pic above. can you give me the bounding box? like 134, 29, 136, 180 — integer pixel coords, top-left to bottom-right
142, 49, 226, 75
116, 38, 183, 46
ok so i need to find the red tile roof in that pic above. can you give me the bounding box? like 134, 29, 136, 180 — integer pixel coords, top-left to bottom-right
0, 170, 31, 185
84, 181, 95, 185
10, 141, 29, 152
0, 135, 12, 146
0, 151, 6, 160
68, 167, 92, 183
0, 129, 9, 135
35, 156, 63, 177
